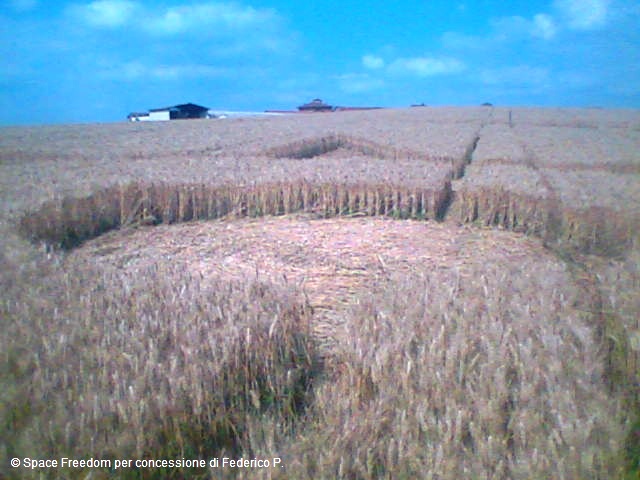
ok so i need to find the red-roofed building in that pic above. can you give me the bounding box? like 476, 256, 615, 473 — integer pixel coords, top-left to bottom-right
297, 98, 335, 112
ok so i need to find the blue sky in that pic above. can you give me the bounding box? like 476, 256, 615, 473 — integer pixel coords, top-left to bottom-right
1, 0, 639, 124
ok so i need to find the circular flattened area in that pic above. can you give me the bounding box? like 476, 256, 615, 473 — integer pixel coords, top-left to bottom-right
69, 216, 573, 312
68, 215, 599, 380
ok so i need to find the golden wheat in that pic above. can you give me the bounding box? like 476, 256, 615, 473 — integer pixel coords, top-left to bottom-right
1, 106, 639, 479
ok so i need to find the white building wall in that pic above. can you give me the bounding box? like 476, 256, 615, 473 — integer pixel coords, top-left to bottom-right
129, 114, 150, 122
149, 110, 171, 121
148, 110, 171, 121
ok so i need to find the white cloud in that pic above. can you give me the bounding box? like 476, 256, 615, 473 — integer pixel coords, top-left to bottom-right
554, 0, 610, 30
145, 3, 278, 35
69, 1, 279, 35
444, 2, 614, 50
362, 54, 384, 70
444, 12, 558, 50
69, 0, 138, 28
389, 57, 465, 77
66, 1, 289, 57
491, 15, 558, 41
532, 14, 557, 39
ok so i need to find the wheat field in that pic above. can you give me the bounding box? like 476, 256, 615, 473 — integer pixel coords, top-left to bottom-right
1, 107, 639, 479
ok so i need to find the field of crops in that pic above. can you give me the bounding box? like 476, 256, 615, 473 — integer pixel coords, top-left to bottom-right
452, 108, 640, 256
1, 107, 639, 479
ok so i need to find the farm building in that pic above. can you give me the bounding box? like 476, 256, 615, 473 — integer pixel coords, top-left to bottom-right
128, 103, 210, 121
298, 98, 335, 112
127, 112, 151, 121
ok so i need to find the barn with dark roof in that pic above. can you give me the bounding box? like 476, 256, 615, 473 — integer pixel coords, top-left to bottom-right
128, 103, 210, 121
